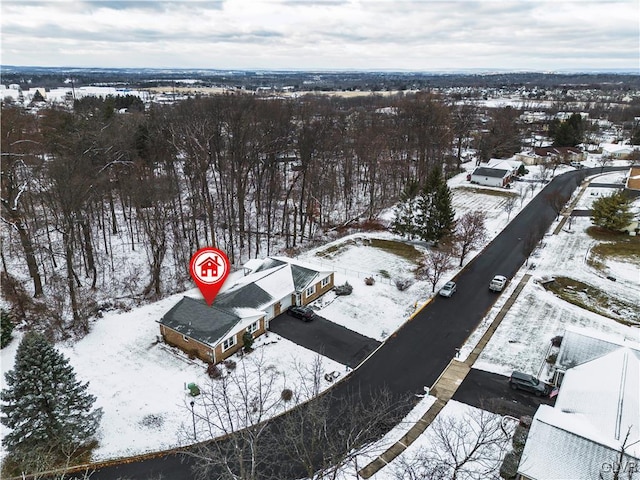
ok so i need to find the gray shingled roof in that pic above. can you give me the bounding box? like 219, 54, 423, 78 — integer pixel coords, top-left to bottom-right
159, 296, 240, 346
254, 258, 318, 291
215, 282, 273, 310
472, 167, 509, 178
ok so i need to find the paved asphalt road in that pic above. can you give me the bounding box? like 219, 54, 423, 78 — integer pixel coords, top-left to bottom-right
86, 167, 627, 480
452, 368, 555, 419
269, 312, 381, 367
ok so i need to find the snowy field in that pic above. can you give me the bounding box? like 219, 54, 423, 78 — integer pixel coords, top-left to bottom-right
1, 159, 637, 464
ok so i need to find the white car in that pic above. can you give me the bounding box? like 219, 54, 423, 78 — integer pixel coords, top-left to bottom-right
439, 281, 457, 297
489, 275, 508, 292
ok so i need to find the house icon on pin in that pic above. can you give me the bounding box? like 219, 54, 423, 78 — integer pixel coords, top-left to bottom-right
198, 255, 222, 277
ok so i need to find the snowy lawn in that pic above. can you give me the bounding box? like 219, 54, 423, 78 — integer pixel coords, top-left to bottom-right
465, 215, 639, 380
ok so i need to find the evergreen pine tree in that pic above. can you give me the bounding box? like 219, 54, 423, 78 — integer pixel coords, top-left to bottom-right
1, 309, 15, 349
420, 168, 456, 242
391, 182, 420, 239
591, 191, 633, 232
1, 332, 102, 466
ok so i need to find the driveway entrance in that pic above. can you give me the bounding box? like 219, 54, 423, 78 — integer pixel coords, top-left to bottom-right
269, 313, 381, 368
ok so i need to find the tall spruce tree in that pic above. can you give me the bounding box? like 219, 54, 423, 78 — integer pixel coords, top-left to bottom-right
391, 181, 420, 239
423, 168, 455, 243
1, 332, 102, 468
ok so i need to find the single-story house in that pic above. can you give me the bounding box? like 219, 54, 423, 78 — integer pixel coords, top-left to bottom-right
551, 326, 640, 386
159, 257, 334, 364
515, 147, 586, 166
469, 166, 512, 188
517, 347, 640, 480
601, 143, 637, 159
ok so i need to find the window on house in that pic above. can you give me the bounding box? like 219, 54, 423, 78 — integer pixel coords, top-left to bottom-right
182, 335, 189, 342
222, 335, 236, 352
247, 321, 259, 335
321, 276, 330, 288
305, 285, 316, 297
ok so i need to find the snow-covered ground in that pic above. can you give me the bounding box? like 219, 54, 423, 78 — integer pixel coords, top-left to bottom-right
2, 159, 637, 465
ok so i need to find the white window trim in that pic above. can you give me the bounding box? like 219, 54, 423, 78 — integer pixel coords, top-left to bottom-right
222, 335, 236, 352
247, 321, 259, 335
305, 285, 316, 297
321, 276, 330, 288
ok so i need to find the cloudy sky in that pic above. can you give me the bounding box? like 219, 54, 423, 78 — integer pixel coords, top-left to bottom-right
1, 0, 638, 71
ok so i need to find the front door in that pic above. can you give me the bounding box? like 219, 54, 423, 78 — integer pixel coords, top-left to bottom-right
295, 292, 302, 306
274, 301, 281, 316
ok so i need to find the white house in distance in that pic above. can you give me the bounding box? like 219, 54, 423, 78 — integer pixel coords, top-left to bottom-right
158, 256, 334, 364
517, 347, 640, 480
601, 143, 637, 159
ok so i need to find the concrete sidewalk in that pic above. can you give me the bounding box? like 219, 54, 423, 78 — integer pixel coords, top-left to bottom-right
358, 274, 532, 479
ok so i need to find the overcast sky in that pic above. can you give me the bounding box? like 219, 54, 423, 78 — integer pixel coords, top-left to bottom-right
1, 0, 638, 71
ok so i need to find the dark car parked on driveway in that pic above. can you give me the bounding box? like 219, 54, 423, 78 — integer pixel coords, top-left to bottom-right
288, 305, 314, 322
509, 371, 550, 397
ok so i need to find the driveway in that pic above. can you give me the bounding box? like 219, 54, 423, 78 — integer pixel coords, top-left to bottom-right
269, 312, 381, 368
452, 369, 555, 418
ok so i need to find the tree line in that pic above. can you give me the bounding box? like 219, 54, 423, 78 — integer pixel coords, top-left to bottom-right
1, 92, 515, 338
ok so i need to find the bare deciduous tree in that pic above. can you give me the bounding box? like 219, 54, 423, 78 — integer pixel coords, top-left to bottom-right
417, 242, 455, 292
503, 195, 518, 222
453, 211, 487, 267
394, 407, 512, 480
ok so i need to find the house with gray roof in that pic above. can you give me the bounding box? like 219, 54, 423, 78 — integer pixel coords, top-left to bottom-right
469, 166, 512, 188
517, 348, 640, 480
159, 257, 334, 364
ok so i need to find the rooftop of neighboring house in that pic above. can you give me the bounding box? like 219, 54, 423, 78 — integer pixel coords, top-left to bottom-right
555, 325, 640, 371
471, 166, 510, 178
532, 146, 583, 157
518, 348, 640, 480
627, 167, 640, 190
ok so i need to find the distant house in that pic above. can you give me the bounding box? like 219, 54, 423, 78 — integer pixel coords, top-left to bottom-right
517, 347, 640, 480
159, 257, 334, 364
515, 147, 586, 166
469, 166, 512, 188
601, 143, 636, 159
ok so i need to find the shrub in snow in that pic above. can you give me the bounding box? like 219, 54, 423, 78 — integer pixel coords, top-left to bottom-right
550, 335, 563, 347
365, 276, 375, 286
0, 332, 102, 473
223, 359, 237, 371
207, 364, 223, 379
281, 388, 293, 402
334, 281, 353, 296
242, 331, 254, 352
395, 277, 414, 291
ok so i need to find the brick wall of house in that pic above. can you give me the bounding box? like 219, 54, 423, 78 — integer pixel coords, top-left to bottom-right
302, 273, 334, 304
160, 318, 266, 365
160, 324, 215, 363
213, 318, 266, 363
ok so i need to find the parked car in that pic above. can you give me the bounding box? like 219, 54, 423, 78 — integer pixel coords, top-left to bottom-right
489, 275, 508, 292
509, 371, 550, 396
439, 281, 457, 297
570, 161, 584, 169
288, 305, 314, 322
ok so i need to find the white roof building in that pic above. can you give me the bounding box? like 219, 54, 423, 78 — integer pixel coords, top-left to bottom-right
518, 348, 640, 480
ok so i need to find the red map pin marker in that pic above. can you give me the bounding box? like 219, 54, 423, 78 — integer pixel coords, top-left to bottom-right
189, 247, 231, 306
